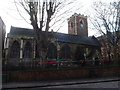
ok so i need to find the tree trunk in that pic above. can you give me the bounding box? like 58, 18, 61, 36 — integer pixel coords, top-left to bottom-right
108, 45, 111, 63
35, 30, 49, 68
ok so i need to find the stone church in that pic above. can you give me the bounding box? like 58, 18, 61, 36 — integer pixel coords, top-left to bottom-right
4, 13, 101, 69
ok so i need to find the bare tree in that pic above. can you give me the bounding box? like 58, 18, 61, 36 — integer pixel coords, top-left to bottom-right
14, 0, 80, 66
90, 1, 120, 61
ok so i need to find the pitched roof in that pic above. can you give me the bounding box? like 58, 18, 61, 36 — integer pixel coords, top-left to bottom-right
8, 26, 100, 47
7, 26, 35, 37
55, 33, 100, 46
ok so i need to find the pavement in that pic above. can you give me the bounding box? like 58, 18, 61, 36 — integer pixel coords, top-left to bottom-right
2, 76, 120, 89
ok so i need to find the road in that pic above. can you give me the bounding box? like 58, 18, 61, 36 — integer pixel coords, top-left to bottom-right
44, 81, 120, 88
8, 81, 120, 89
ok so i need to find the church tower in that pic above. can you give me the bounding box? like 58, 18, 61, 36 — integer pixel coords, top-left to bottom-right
68, 13, 88, 37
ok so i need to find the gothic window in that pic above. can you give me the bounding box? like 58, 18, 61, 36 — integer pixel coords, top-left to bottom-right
60, 44, 71, 59
80, 20, 84, 28
10, 41, 20, 58
35, 44, 40, 58
23, 42, 32, 58
47, 43, 57, 59
71, 22, 73, 28
74, 46, 84, 60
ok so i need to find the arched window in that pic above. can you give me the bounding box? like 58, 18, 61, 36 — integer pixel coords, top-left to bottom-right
35, 44, 40, 58
74, 46, 84, 60
71, 22, 73, 28
60, 44, 71, 59
47, 43, 57, 59
23, 42, 32, 58
10, 41, 20, 58
80, 20, 84, 28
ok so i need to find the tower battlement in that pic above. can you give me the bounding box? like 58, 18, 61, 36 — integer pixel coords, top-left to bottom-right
68, 13, 88, 37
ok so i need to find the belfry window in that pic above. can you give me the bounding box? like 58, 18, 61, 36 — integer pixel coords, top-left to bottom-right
80, 20, 84, 28
71, 22, 73, 28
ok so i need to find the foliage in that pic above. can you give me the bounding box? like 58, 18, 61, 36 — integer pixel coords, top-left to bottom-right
86, 48, 96, 59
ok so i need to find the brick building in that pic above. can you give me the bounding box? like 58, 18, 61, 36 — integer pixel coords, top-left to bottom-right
98, 31, 120, 61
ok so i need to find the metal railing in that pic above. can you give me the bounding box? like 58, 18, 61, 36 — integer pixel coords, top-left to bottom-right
2, 58, 120, 71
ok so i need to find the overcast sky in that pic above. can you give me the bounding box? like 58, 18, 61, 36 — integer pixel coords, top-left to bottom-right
0, 0, 116, 36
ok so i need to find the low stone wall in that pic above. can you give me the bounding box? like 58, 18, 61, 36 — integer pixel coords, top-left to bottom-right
97, 66, 120, 77
3, 66, 120, 82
